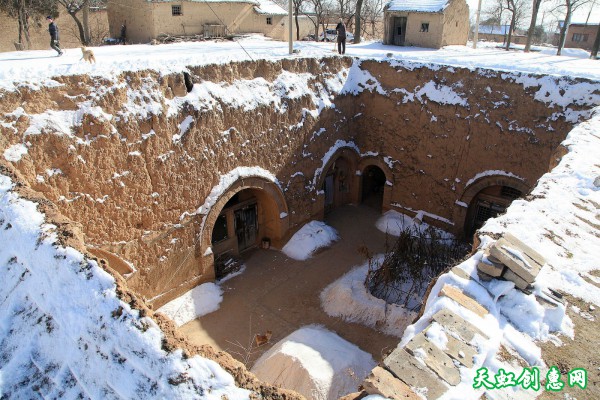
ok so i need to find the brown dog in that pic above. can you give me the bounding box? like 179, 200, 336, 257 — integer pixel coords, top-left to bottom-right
254, 330, 272, 347
80, 46, 96, 64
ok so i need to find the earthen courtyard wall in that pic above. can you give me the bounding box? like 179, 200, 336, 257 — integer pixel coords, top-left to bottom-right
0, 57, 595, 307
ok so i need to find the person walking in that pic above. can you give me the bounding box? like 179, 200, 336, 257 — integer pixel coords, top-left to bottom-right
47, 16, 63, 56
335, 18, 346, 55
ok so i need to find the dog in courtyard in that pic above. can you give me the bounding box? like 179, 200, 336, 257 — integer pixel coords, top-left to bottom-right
80, 46, 96, 63
254, 330, 272, 347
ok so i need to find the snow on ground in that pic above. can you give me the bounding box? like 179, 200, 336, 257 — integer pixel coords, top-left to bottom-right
282, 220, 339, 260
376, 209, 454, 239
0, 36, 599, 94
320, 257, 417, 337
251, 325, 376, 400
0, 174, 249, 399
157, 282, 223, 327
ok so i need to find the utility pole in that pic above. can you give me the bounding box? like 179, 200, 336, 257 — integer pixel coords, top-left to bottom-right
289, 0, 293, 54
473, 0, 483, 48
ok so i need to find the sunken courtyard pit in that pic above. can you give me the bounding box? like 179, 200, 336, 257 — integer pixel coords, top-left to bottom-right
1, 56, 599, 399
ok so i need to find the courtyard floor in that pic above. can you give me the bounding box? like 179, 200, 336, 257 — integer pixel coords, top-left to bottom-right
179, 204, 400, 367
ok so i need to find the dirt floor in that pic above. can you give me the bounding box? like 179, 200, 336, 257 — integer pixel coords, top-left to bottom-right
538, 293, 600, 400
179, 204, 401, 369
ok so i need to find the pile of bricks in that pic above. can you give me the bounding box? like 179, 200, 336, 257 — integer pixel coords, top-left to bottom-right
477, 232, 546, 291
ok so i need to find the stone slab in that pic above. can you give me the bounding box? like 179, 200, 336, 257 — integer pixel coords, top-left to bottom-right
405, 332, 461, 385
424, 326, 477, 368
384, 348, 448, 400
490, 238, 541, 283
451, 266, 471, 281
431, 309, 489, 341
503, 232, 546, 267
502, 268, 531, 291
439, 284, 489, 318
362, 366, 421, 399
477, 269, 494, 282
477, 248, 505, 277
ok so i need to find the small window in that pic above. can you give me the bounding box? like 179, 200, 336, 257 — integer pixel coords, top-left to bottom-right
171, 5, 182, 16
212, 214, 228, 244
420, 23, 429, 32
266, 17, 272, 25
397, 27, 402, 35
572, 33, 589, 42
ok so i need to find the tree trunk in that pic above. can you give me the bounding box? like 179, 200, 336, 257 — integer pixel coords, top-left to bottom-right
354, 0, 364, 44
69, 11, 87, 45
591, 23, 600, 59
294, 7, 300, 40
505, 10, 516, 50
524, 0, 542, 52
556, 3, 572, 56
83, 0, 90, 45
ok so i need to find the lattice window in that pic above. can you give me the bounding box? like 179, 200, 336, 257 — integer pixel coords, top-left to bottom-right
171, 5, 182, 16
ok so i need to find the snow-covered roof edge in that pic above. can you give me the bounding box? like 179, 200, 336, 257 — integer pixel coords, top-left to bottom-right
386, 0, 451, 13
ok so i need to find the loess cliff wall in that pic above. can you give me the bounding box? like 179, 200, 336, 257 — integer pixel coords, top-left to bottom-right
1, 56, 598, 308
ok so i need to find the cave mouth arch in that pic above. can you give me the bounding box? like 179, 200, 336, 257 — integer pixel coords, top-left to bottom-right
461, 177, 530, 238
361, 165, 386, 212
201, 177, 289, 279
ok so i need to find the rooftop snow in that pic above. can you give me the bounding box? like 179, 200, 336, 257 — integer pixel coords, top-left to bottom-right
386, 0, 450, 13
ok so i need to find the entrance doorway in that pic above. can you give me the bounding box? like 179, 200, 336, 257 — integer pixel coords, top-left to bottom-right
322, 157, 352, 215
464, 185, 523, 237
235, 203, 258, 252
393, 17, 407, 46
361, 165, 386, 211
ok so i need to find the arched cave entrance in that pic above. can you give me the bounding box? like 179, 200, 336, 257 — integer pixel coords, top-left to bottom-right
361, 165, 386, 211
202, 178, 288, 280
322, 156, 353, 215
464, 184, 524, 238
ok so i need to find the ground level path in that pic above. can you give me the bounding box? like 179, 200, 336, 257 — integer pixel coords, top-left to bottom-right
179, 204, 401, 368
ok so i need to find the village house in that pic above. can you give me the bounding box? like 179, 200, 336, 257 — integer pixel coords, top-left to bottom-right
564, 23, 599, 51
475, 24, 527, 45
107, 0, 312, 43
383, 0, 469, 48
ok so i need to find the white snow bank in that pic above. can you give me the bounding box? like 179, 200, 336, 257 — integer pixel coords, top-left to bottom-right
320, 258, 416, 337
376, 209, 453, 239
0, 174, 249, 399
251, 325, 376, 400
282, 220, 339, 260
157, 282, 223, 327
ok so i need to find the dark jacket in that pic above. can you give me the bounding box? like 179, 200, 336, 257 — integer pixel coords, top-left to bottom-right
49, 22, 59, 40
336, 22, 346, 39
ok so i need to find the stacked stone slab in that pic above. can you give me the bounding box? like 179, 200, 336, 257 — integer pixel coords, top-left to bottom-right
361, 279, 491, 399
477, 233, 545, 290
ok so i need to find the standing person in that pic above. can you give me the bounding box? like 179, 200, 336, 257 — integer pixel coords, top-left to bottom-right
47, 16, 63, 56
335, 18, 346, 55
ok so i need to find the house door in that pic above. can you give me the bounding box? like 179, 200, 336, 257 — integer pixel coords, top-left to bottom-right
234, 203, 258, 252
393, 17, 407, 46
323, 174, 335, 214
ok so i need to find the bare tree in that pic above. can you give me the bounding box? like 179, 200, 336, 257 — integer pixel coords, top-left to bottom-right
509, 0, 530, 49
485, 0, 529, 50
554, 0, 593, 55
361, 0, 384, 39
305, 0, 334, 41
0, 0, 56, 49
525, 0, 545, 51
